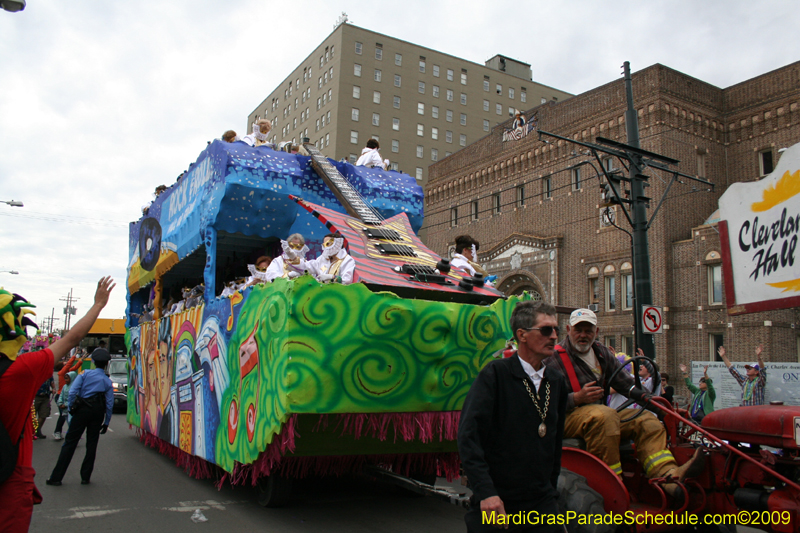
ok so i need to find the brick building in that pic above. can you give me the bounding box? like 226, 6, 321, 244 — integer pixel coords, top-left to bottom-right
422, 62, 800, 379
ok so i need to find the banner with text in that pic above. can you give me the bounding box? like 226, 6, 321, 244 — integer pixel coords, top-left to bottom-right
690, 361, 800, 409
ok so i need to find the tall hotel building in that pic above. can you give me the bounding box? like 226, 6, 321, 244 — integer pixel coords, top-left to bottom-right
247, 22, 572, 187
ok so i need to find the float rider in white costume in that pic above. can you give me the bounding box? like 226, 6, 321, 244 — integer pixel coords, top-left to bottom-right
265, 234, 311, 282
308, 233, 356, 285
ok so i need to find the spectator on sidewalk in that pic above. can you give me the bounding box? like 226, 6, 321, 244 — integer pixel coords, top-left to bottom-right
33, 373, 55, 439
0, 277, 115, 533
718, 345, 767, 406
680, 364, 714, 423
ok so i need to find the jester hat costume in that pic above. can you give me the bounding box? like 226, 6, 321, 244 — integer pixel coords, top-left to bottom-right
0, 288, 38, 360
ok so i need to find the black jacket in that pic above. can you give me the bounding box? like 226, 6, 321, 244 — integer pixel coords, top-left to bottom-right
458, 354, 568, 505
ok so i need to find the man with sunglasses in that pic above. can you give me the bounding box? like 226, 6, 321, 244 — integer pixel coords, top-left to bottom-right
459, 301, 568, 532
544, 309, 703, 501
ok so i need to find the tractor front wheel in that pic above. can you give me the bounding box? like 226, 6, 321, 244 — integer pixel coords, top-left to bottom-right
557, 469, 612, 533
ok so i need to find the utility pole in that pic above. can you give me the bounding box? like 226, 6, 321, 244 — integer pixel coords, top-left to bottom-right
535, 62, 713, 363
59, 289, 79, 331
623, 61, 655, 361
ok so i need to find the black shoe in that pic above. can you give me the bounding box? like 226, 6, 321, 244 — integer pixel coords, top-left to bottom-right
81, 479, 90, 485
45, 479, 61, 486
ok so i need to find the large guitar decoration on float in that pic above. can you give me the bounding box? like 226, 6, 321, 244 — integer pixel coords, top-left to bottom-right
125, 138, 525, 504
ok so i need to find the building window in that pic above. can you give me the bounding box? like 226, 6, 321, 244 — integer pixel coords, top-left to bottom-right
416, 168, 423, 181
354, 64, 362, 77
460, 113, 467, 126
374, 69, 382, 82
395, 53, 402, 66
471, 201, 479, 221
460, 93, 467, 105
544, 177, 552, 199
419, 60, 426, 73
418, 103, 425, 115
372, 113, 380, 126
446, 110, 453, 122
604, 336, 616, 350
355, 42, 362, 54
431, 148, 438, 161
375, 47, 382, 60
508, 87, 515, 99
496, 83, 502, 94
417, 124, 424, 136
393, 96, 400, 108
697, 149, 707, 178
431, 127, 439, 140
433, 65, 440, 77
391, 139, 399, 153
483, 99, 490, 112
483, 119, 489, 132
348, 154, 357, 164
520, 91, 526, 103
446, 89, 454, 102
603, 157, 615, 172
759, 149, 774, 177
446, 130, 453, 143
315, 119, 319, 131
418, 81, 425, 94
572, 167, 582, 190
708, 264, 723, 304
496, 103, 502, 115
461, 72, 467, 85
710, 334, 724, 361
416, 145, 423, 158
517, 185, 525, 207
350, 130, 358, 144
622, 336, 634, 355
483, 78, 490, 91
588, 276, 599, 305
432, 106, 439, 119
460, 134, 467, 146
351, 108, 359, 121
493, 193, 501, 214
450, 207, 457, 227
447, 69, 454, 81
605, 274, 616, 312
394, 74, 401, 87
622, 271, 633, 310
373, 91, 381, 104
392, 118, 400, 131
508, 106, 515, 117
433, 85, 440, 98
352, 86, 360, 99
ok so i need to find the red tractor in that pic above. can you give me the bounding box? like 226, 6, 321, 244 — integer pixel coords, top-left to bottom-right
557, 356, 800, 533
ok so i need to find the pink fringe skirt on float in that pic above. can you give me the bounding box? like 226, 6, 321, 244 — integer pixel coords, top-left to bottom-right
135, 411, 462, 489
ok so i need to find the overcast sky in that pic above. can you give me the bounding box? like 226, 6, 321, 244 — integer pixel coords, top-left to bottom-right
0, 0, 797, 327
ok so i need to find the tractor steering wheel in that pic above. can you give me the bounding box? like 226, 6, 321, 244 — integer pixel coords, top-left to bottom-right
604, 355, 660, 423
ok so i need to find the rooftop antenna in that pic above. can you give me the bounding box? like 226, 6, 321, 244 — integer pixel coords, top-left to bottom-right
334, 12, 348, 29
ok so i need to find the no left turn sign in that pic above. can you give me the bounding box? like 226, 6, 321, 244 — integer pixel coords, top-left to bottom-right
642, 306, 663, 334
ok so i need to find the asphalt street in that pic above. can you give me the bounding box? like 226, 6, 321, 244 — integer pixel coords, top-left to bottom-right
30, 412, 469, 532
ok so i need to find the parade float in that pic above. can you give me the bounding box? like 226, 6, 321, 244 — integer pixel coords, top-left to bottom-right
125, 139, 522, 504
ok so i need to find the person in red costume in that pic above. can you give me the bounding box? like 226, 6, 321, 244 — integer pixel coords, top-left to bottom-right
0, 277, 115, 533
